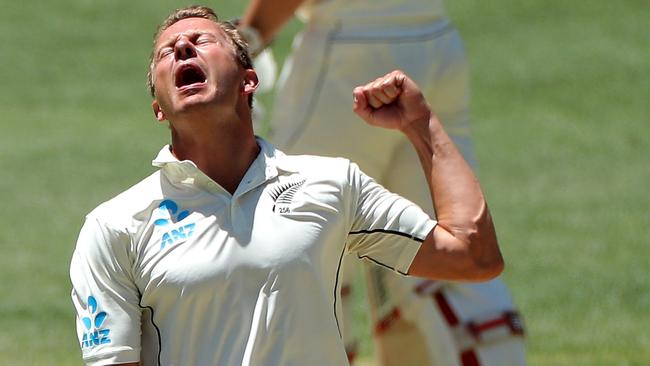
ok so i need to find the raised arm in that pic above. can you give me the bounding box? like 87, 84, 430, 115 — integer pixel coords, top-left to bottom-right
240, 0, 306, 47
352, 70, 504, 281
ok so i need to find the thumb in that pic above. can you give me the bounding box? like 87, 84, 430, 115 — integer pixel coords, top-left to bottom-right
352, 87, 372, 122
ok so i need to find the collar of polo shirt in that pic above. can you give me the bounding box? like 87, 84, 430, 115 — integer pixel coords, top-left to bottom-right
151, 137, 300, 193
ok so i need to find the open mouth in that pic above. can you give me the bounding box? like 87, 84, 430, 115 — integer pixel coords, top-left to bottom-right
175, 63, 207, 89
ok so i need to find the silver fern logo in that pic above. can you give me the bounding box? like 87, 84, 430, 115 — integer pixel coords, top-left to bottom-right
269, 178, 305, 213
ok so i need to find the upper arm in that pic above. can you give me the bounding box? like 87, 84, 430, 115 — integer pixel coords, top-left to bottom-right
408, 225, 504, 281
70, 215, 142, 364
345, 162, 436, 275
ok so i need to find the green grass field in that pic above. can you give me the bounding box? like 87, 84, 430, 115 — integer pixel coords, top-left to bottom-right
1, 0, 647, 364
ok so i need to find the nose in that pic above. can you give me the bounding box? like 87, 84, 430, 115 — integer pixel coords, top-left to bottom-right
174, 37, 197, 60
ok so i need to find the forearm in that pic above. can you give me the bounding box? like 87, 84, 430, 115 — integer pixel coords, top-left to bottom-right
404, 114, 502, 273
240, 0, 305, 44
404, 114, 483, 234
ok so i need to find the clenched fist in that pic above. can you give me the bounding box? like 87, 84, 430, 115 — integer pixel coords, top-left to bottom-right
352, 70, 432, 133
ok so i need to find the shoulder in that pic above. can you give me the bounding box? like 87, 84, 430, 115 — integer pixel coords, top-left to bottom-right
87, 170, 164, 228
272, 153, 374, 205
275, 153, 360, 181
260, 137, 360, 180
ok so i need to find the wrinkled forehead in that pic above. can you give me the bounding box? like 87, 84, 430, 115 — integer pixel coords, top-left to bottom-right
155, 17, 229, 48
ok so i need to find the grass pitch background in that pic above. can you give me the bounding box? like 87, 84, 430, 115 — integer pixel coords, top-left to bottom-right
0, 0, 647, 365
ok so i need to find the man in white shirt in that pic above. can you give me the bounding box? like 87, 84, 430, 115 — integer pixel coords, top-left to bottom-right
70, 5, 502, 366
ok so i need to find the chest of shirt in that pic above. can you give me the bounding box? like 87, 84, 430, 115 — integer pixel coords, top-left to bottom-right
131, 179, 351, 305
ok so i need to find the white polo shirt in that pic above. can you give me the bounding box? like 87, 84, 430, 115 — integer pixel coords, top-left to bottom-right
70, 138, 436, 366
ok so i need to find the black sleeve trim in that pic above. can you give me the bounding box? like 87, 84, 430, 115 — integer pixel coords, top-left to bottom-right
348, 228, 426, 242
138, 289, 162, 366
357, 254, 409, 276
332, 244, 347, 339
349, 229, 425, 276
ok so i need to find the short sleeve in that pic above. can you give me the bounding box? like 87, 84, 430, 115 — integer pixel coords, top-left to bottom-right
345, 163, 437, 275
70, 215, 142, 365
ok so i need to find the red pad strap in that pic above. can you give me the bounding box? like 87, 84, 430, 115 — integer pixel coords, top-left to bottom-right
374, 307, 401, 335
433, 290, 460, 326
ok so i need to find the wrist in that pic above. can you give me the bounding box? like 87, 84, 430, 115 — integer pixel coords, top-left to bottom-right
401, 113, 433, 138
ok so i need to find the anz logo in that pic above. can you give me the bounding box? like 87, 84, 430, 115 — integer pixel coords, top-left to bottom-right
80, 296, 111, 349
153, 199, 196, 249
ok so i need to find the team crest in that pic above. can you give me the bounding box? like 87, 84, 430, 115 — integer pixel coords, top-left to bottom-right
268, 178, 306, 213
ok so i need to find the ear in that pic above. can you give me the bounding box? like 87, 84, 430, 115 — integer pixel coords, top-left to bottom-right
152, 100, 166, 122
242, 69, 259, 95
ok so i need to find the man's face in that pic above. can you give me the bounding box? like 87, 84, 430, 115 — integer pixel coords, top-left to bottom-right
151, 17, 243, 119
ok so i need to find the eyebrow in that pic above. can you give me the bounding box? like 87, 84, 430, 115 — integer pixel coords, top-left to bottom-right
156, 29, 217, 53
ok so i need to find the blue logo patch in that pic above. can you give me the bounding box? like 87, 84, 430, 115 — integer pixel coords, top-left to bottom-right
154, 199, 196, 249
80, 296, 111, 349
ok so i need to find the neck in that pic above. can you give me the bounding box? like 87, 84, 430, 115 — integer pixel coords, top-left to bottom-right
169, 107, 260, 194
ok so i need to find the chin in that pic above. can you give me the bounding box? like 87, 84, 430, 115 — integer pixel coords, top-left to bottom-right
177, 97, 216, 115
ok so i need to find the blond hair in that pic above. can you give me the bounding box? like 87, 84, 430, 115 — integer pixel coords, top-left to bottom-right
146, 6, 254, 106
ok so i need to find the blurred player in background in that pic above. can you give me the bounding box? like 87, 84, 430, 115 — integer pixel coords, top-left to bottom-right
239, 0, 526, 365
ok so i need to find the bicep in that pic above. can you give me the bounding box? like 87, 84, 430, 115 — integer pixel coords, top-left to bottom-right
408, 224, 503, 281
408, 225, 476, 280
